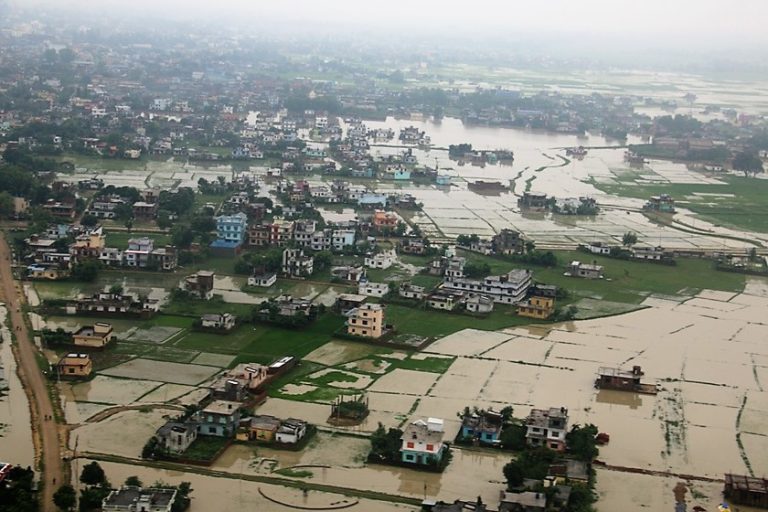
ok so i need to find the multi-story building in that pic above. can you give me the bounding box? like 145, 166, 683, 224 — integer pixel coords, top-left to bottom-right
56, 353, 92, 378
492, 229, 525, 255
216, 212, 248, 244
196, 400, 242, 437
282, 249, 314, 278
346, 303, 385, 338
517, 295, 555, 319
443, 269, 532, 304
124, 237, 154, 268
102, 487, 177, 512
332, 230, 356, 251
524, 407, 569, 452
400, 418, 447, 466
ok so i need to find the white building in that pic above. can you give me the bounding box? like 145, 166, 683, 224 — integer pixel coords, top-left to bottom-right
358, 281, 390, 298
364, 249, 396, 270
275, 418, 307, 444
201, 313, 236, 331
102, 487, 177, 512
465, 294, 494, 314
443, 269, 532, 304
248, 272, 277, 287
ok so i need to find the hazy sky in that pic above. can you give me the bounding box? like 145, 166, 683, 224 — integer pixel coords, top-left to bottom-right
15, 0, 768, 47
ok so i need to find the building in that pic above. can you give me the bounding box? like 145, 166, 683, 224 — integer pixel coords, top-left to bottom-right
102, 487, 177, 512
399, 283, 425, 300
282, 248, 313, 278
331, 230, 356, 251
210, 363, 270, 401
568, 261, 604, 279
443, 269, 532, 304
498, 491, 546, 512
27, 263, 71, 280
275, 418, 308, 444
364, 249, 396, 270
331, 266, 365, 283
124, 237, 154, 268
358, 280, 390, 298
517, 295, 555, 319
400, 418, 447, 465
583, 241, 612, 255
200, 313, 236, 331
247, 272, 277, 287
42, 200, 76, 219
336, 293, 367, 315
372, 210, 398, 231
427, 290, 463, 311
525, 407, 569, 452
132, 201, 158, 219
724, 474, 768, 509
154, 422, 198, 454
346, 303, 385, 338
56, 353, 92, 378
465, 294, 494, 314
644, 194, 675, 213
460, 410, 503, 445
72, 323, 114, 348
595, 366, 657, 394
518, 192, 549, 210
247, 415, 282, 442
69, 292, 159, 318
183, 271, 215, 300
196, 400, 242, 437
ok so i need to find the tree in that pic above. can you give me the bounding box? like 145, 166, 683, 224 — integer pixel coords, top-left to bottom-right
79, 486, 110, 512
622, 232, 638, 247
54, 484, 77, 511
157, 210, 173, 230
464, 262, 491, 278
499, 424, 527, 450
72, 260, 101, 282
125, 476, 143, 487
171, 224, 195, 248
566, 423, 599, 461
80, 461, 106, 487
108, 283, 124, 295
503, 460, 525, 489
81, 213, 98, 227
733, 151, 764, 177
0, 191, 14, 218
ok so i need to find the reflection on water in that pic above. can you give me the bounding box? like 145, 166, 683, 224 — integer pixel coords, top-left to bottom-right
595, 389, 644, 409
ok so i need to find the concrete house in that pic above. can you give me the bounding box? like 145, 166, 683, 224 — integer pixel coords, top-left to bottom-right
427, 290, 463, 311
364, 249, 396, 270
275, 418, 308, 444
72, 323, 114, 348
247, 415, 282, 442
346, 303, 385, 339
183, 271, 216, 300
56, 353, 92, 378
517, 295, 555, 319
399, 283, 425, 300
400, 418, 447, 465
465, 294, 494, 314
200, 313, 236, 331
525, 407, 569, 452
102, 487, 177, 512
358, 280, 390, 298
443, 269, 532, 305
196, 400, 242, 437
155, 421, 198, 454
247, 272, 277, 287
568, 261, 604, 279
461, 410, 503, 445
282, 249, 314, 278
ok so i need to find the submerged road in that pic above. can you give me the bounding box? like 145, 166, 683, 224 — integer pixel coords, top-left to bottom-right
0, 232, 64, 512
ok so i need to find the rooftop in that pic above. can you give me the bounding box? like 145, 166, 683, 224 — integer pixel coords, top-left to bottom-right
202, 400, 242, 415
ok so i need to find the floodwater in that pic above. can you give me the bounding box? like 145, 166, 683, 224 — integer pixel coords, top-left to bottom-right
0, 306, 35, 468
76, 459, 419, 512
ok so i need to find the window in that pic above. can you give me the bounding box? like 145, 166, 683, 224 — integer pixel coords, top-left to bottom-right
208, 426, 216, 434
406, 442, 414, 449
426, 444, 434, 451
550, 443, 559, 449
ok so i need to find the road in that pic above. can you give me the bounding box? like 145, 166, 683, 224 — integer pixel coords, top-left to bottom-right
0, 232, 64, 511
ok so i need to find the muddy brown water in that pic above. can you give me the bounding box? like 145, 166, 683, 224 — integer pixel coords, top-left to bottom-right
0, 319, 35, 468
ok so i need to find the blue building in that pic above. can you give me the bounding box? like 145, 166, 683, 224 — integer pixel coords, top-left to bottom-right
215, 212, 248, 244
400, 418, 447, 466
196, 400, 242, 437
460, 410, 503, 445
358, 193, 387, 209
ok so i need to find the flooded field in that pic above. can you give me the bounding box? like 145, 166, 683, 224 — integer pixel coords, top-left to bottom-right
100, 358, 220, 385
76, 459, 420, 512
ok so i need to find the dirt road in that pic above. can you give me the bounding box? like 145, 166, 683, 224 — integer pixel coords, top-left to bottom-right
0, 232, 63, 511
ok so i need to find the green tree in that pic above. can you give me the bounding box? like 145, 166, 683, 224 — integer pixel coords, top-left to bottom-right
566, 424, 599, 461
125, 476, 143, 487
0, 191, 14, 218
79, 461, 106, 486
80, 214, 98, 227
622, 232, 638, 247
72, 260, 101, 282
733, 151, 764, 177
53, 484, 77, 511
464, 262, 491, 278
499, 424, 527, 450
503, 460, 525, 489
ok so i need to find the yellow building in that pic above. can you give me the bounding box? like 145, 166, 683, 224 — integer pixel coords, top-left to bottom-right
347, 303, 385, 339
57, 353, 92, 378
73, 323, 113, 348
517, 296, 555, 319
